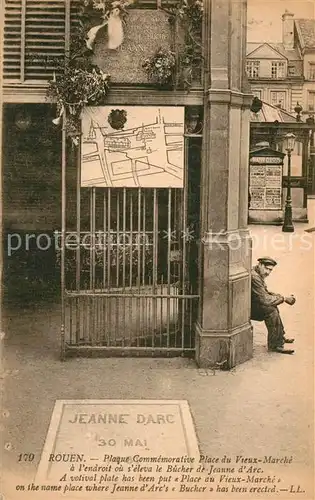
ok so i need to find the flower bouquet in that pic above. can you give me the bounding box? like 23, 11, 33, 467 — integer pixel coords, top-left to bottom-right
47, 60, 110, 134
142, 48, 176, 88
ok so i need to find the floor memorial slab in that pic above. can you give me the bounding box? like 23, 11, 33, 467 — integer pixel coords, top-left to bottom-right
36, 399, 200, 496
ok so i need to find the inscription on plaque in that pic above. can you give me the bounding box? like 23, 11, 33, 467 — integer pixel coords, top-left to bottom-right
36, 400, 199, 484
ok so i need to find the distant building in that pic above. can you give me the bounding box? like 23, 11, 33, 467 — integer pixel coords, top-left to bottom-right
246, 10, 315, 118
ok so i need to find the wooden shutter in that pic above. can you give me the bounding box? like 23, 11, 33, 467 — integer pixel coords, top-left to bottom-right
3, 0, 67, 82
3, 0, 23, 80
24, 0, 66, 80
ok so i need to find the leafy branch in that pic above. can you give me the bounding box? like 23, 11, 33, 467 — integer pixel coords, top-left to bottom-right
161, 0, 203, 89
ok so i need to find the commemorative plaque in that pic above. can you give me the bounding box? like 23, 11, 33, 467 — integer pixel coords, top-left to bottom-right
36, 399, 200, 489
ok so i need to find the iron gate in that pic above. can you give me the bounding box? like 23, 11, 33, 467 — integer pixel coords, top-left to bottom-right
60, 131, 201, 358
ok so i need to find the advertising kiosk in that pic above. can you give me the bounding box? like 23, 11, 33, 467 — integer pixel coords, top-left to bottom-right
248, 144, 285, 224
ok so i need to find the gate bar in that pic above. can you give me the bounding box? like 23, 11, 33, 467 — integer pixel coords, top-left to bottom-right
75, 125, 81, 343
107, 189, 111, 290
90, 187, 96, 344
90, 187, 96, 291
60, 110, 67, 360
166, 189, 171, 346
102, 191, 107, 342
136, 188, 141, 345
66, 292, 200, 299
107, 190, 112, 343
103, 191, 107, 287
116, 191, 120, 288
152, 188, 158, 345
115, 192, 120, 343
182, 137, 189, 348
129, 191, 133, 345
122, 188, 126, 344
65, 345, 195, 358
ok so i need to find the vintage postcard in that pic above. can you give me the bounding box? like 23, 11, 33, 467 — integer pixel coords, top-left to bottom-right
1, 0, 314, 500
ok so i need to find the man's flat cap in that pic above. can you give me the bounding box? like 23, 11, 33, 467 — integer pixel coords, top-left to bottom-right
258, 257, 277, 266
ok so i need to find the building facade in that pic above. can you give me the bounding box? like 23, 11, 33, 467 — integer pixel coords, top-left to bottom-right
246, 10, 315, 118
1, 0, 253, 368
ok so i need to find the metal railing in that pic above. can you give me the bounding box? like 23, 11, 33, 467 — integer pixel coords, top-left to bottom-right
61, 131, 202, 358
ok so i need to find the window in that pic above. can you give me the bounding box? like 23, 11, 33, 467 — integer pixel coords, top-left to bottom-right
308, 63, 315, 81
270, 91, 286, 109
246, 61, 260, 78
288, 65, 296, 76
271, 61, 285, 79
307, 92, 315, 111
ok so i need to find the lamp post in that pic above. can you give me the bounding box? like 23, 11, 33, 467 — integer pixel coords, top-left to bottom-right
282, 132, 296, 232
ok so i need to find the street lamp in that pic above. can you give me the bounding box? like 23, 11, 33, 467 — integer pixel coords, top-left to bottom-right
282, 132, 296, 232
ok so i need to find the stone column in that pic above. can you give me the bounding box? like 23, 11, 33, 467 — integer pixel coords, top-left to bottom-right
195, 0, 253, 369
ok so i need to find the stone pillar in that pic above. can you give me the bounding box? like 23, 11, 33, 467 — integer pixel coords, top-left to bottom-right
195, 0, 253, 369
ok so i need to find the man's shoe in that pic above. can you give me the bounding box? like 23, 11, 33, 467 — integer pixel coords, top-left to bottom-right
283, 337, 294, 343
269, 347, 294, 354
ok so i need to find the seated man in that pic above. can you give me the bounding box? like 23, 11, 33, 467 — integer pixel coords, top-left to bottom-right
251, 257, 296, 354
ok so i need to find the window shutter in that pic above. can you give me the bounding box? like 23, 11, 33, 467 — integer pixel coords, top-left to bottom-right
24, 0, 66, 80
3, 0, 23, 81
3, 0, 66, 82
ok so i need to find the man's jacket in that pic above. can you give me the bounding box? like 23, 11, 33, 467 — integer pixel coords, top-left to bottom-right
251, 265, 284, 320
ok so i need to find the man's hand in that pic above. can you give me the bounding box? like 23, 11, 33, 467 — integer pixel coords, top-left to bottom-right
284, 295, 296, 305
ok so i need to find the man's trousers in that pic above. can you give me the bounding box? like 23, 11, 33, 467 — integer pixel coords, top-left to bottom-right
251, 305, 285, 349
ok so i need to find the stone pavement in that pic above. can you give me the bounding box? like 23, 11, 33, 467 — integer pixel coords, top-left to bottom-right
1, 200, 314, 500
